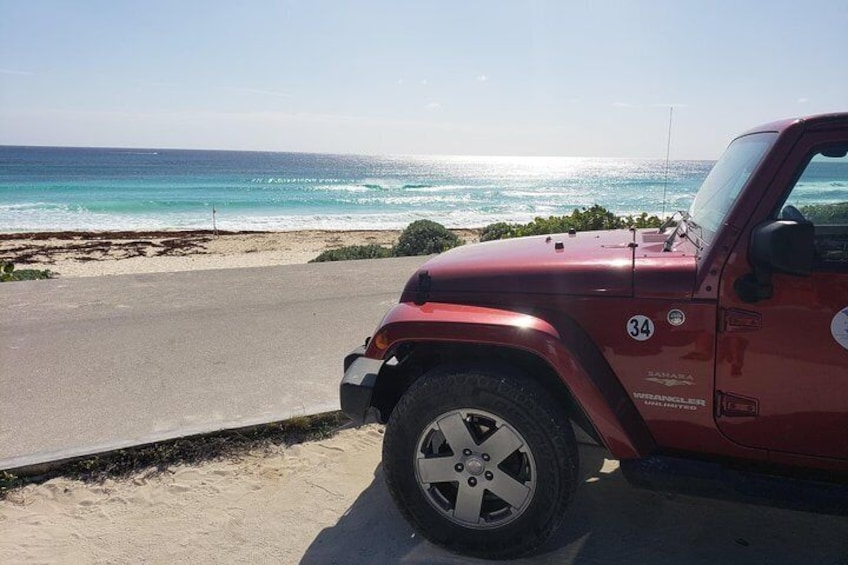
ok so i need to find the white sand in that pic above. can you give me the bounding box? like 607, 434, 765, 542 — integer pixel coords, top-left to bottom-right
0, 230, 381, 277
3, 429, 845, 564
0, 426, 390, 564
0, 229, 480, 278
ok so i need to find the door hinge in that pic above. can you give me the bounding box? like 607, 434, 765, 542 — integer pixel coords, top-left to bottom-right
720, 308, 762, 332
715, 391, 759, 418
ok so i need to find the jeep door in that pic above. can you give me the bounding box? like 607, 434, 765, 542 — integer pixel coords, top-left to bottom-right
715, 131, 848, 461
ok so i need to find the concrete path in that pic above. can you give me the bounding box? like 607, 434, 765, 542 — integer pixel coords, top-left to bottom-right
0, 257, 427, 470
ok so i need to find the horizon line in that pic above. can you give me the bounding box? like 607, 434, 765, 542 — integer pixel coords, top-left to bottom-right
0, 143, 717, 162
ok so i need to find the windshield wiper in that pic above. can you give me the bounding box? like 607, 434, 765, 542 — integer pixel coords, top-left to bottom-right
659, 210, 687, 234
662, 211, 690, 251
663, 213, 703, 252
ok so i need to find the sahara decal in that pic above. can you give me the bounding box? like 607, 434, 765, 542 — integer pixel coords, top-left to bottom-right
645, 371, 694, 387
633, 392, 706, 411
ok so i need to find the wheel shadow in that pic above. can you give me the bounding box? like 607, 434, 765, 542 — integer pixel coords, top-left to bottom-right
300, 445, 848, 564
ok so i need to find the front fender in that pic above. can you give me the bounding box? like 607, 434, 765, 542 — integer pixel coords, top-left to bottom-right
365, 302, 654, 460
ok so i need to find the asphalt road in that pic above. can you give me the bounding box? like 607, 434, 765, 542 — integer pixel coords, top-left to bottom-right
0, 257, 427, 470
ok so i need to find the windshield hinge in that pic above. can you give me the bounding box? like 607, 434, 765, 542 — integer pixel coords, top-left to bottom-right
415, 270, 431, 305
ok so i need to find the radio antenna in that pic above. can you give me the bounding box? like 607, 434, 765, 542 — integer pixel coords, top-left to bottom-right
661, 106, 674, 220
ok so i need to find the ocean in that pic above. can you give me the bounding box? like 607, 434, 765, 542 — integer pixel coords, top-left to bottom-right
0, 146, 715, 232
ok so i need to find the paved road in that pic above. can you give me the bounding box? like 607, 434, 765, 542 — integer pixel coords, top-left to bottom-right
0, 257, 427, 470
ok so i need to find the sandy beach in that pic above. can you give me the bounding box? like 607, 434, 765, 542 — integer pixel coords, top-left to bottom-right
0, 229, 480, 278
2, 229, 847, 563
0, 425, 391, 564
3, 425, 845, 564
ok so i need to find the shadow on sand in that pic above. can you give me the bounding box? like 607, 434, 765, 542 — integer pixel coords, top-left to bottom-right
301, 444, 848, 564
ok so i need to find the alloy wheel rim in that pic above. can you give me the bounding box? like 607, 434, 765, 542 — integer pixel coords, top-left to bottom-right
414, 408, 536, 530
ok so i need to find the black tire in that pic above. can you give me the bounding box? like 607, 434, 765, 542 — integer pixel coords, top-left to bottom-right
382, 363, 579, 560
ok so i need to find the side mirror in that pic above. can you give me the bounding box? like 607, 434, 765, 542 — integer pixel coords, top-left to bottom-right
734, 220, 814, 303
750, 220, 814, 276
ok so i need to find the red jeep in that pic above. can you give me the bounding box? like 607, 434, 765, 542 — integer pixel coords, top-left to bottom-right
340, 113, 848, 559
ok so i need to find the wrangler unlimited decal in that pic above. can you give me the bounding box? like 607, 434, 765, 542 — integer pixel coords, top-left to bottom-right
632, 392, 707, 411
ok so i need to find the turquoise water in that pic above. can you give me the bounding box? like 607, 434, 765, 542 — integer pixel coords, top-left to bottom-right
0, 146, 716, 232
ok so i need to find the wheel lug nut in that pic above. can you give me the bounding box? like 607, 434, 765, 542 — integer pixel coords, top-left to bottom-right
482, 453, 490, 461
485, 471, 493, 480
455, 463, 464, 472
468, 477, 477, 487
463, 449, 472, 456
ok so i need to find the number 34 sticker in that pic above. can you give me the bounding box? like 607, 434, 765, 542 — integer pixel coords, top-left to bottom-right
627, 315, 655, 341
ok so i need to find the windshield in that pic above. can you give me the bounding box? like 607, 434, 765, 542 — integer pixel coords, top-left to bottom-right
688, 132, 778, 245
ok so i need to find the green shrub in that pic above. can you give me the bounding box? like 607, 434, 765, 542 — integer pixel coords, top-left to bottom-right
565, 204, 622, 231
620, 211, 664, 229
479, 222, 515, 242
309, 209, 666, 261
309, 244, 393, 263
480, 205, 663, 241
0, 261, 53, 282
0, 471, 22, 497
800, 202, 848, 224
394, 219, 461, 256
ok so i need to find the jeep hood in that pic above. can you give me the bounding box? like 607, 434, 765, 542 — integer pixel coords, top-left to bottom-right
401, 229, 697, 300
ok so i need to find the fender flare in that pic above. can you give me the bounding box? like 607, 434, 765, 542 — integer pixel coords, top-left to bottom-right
366, 302, 655, 460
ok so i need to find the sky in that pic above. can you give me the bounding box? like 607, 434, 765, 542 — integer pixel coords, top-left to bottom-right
0, 0, 846, 159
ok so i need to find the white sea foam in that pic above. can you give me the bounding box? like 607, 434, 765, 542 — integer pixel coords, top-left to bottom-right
0, 148, 730, 232
0, 208, 558, 232
310, 184, 372, 193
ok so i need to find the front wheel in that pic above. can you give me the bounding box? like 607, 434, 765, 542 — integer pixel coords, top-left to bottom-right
382, 364, 579, 559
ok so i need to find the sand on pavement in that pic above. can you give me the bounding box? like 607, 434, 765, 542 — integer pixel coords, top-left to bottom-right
2, 426, 846, 565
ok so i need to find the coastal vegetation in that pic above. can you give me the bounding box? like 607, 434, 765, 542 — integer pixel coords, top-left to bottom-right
308, 244, 394, 262
310, 206, 663, 262
477, 202, 846, 243
800, 201, 848, 223
0, 261, 52, 282
480, 205, 663, 241
394, 219, 462, 256
310, 219, 461, 262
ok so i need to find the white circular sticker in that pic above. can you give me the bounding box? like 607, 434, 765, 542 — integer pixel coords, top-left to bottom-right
627, 315, 655, 341
832, 307, 848, 351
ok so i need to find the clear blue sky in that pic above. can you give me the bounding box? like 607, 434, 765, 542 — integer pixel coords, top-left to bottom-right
1, 0, 845, 159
